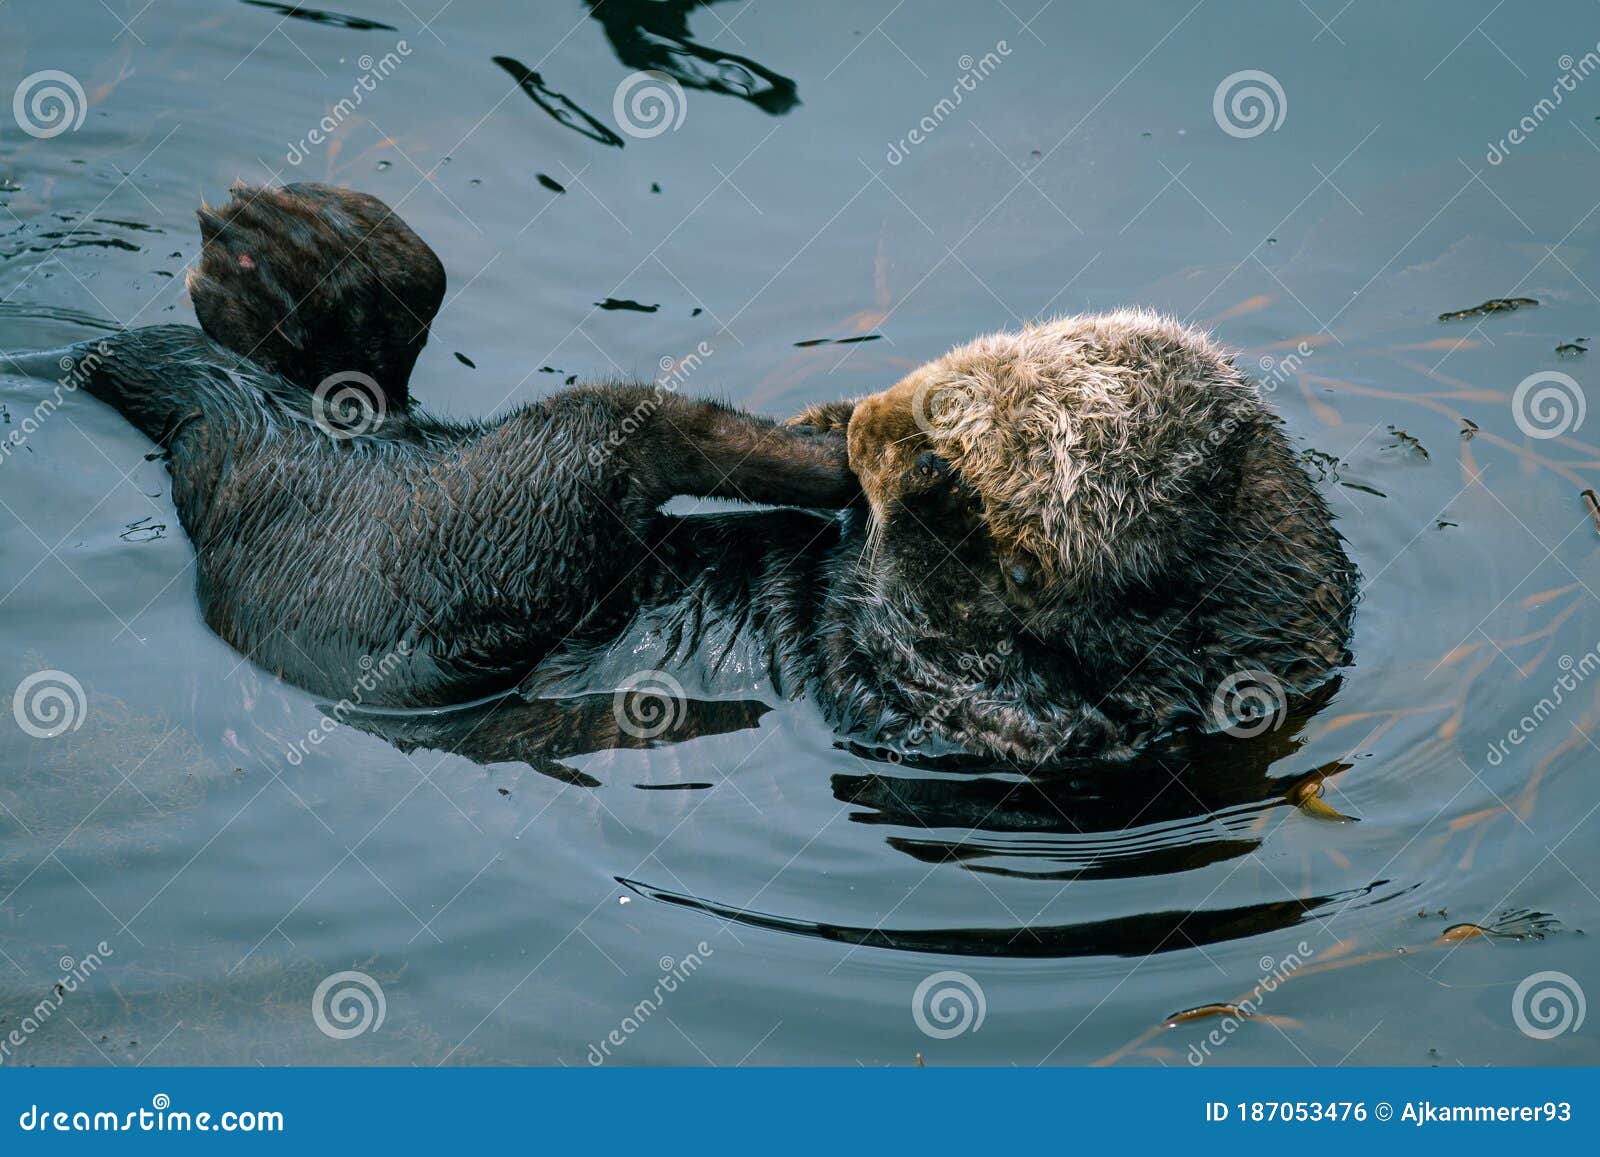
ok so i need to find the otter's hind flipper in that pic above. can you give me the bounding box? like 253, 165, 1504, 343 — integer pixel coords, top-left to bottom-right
188, 182, 445, 408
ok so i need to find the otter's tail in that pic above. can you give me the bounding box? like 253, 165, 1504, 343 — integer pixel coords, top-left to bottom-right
2, 325, 238, 444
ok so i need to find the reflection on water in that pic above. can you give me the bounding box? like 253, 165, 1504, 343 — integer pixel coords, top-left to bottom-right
586, 0, 800, 117
3, 0, 1600, 1068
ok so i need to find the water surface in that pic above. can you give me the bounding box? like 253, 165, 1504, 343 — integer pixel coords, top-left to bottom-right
3, 0, 1599, 1066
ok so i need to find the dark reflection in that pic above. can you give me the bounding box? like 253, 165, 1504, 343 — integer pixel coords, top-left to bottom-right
493, 57, 626, 147
336, 690, 770, 787
618, 875, 1398, 958
586, 0, 800, 115
834, 696, 1349, 880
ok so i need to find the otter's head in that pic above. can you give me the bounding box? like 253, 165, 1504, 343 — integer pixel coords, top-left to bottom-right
847, 310, 1267, 625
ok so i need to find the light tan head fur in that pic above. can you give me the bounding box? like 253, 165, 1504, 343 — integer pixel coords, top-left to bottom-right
846, 309, 1265, 594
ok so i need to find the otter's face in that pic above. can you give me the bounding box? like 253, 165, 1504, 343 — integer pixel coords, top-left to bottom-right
846, 368, 1045, 621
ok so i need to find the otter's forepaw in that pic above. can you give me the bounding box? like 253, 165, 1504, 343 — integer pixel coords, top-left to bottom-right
785, 398, 858, 435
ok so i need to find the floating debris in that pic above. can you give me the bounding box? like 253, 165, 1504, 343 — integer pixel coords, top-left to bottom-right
1299, 447, 1341, 482
1288, 773, 1358, 822
536, 174, 566, 194
690, 307, 702, 317
240, 1, 397, 31
564, 374, 577, 385
1383, 425, 1430, 461
1339, 481, 1387, 497
119, 516, 166, 543
1460, 417, 1479, 441
1436, 519, 1458, 530
1555, 338, 1589, 357
1165, 1003, 1241, 1027
1582, 489, 1600, 535
594, 298, 658, 312
1438, 297, 1537, 321
1440, 909, 1558, 943
454, 352, 476, 369
794, 334, 882, 348
650, 182, 662, 194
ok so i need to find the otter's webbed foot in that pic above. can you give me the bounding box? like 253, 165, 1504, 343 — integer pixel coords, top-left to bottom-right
188, 182, 445, 408
784, 398, 858, 435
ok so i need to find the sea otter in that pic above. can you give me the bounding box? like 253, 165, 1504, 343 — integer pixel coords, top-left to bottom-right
2, 183, 856, 706
3, 184, 1356, 764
